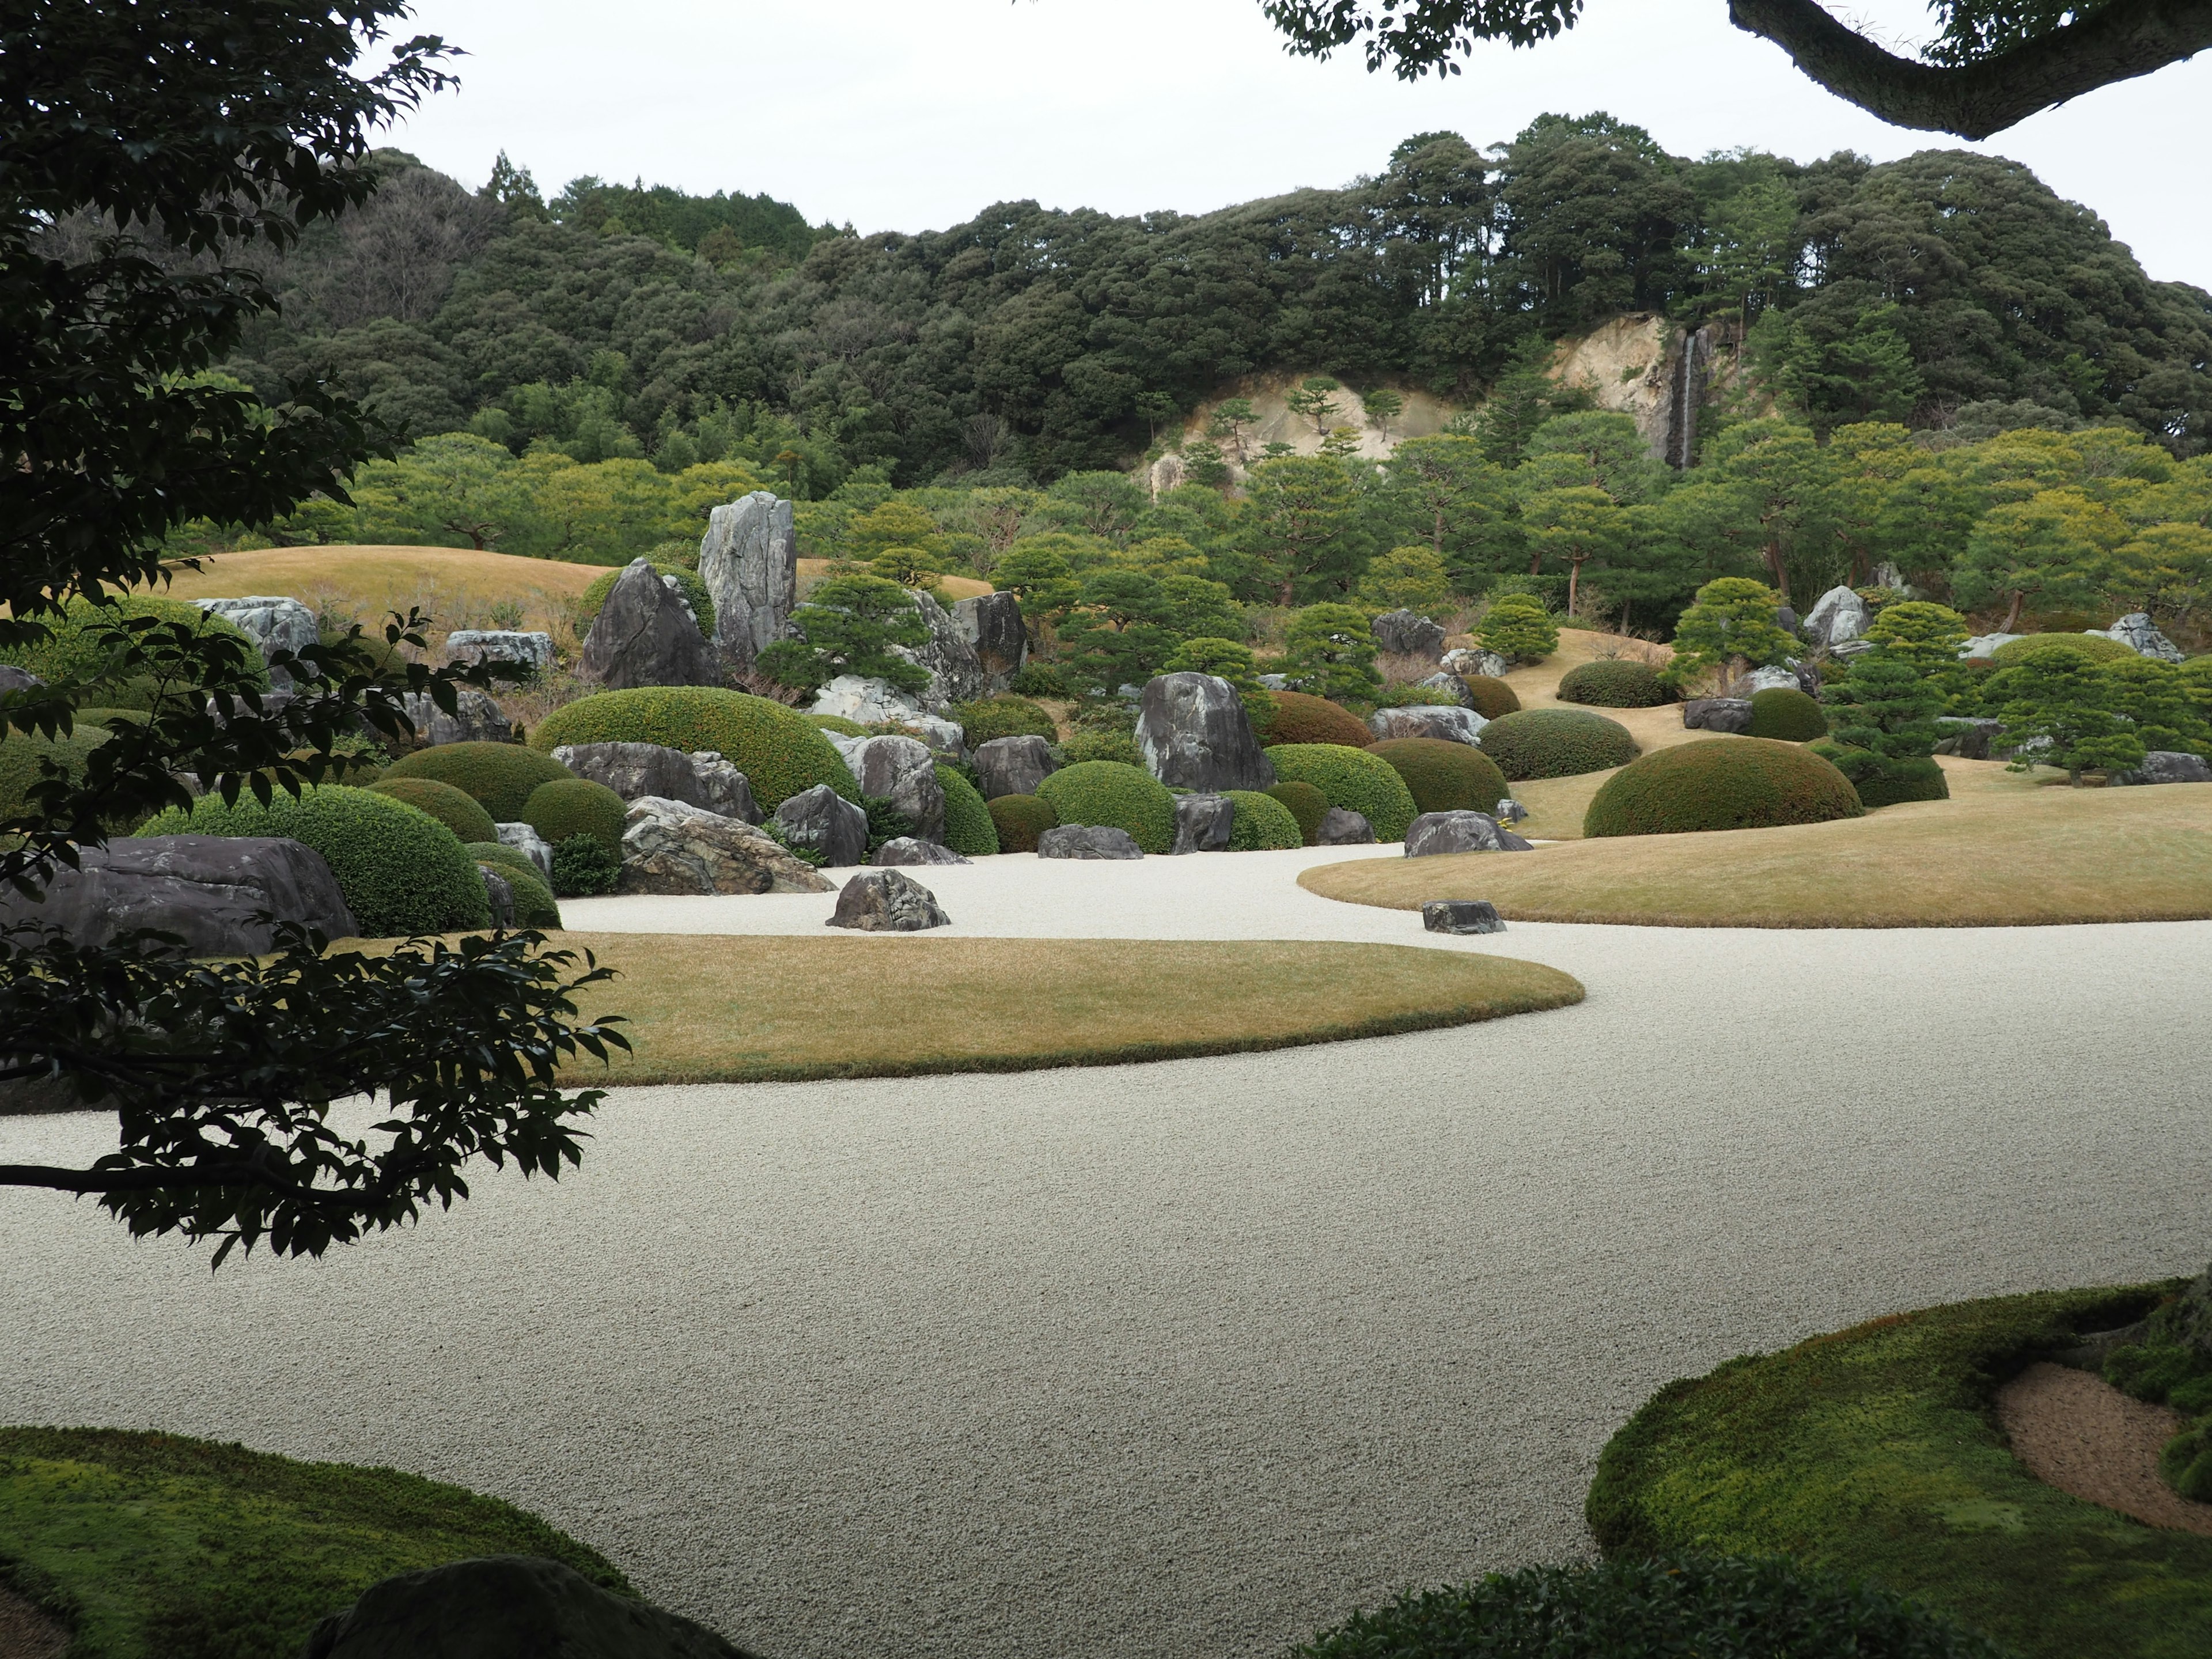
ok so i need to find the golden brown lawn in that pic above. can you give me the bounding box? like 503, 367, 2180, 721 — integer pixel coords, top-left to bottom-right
142, 544, 603, 638
1302, 760, 2212, 928
548, 934, 1582, 1084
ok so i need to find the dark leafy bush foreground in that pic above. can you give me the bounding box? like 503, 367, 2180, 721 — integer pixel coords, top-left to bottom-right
531, 687, 858, 809
987, 793, 1057, 853
1035, 760, 1177, 853
1263, 744, 1418, 842
1556, 658, 1668, 707
1295, 1554, 2008, 1659
1584, 740, 1864, 838
1369, 737, 1509, 817
1477, 709, 1639, 780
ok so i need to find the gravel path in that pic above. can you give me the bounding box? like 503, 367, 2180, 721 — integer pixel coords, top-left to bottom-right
5, 848, 2211, 1659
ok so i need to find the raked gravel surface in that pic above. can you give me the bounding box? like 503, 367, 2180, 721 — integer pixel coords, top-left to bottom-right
6, 846, 2212, 1659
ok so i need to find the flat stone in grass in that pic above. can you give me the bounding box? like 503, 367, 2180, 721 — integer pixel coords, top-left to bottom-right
1366, 704, 1486, 745
1404, 810, 1534, 857
1422, 899, 1505, 935
827, 868, 951, 931
1036, 825, 1142, 860
872, 837, 969, 866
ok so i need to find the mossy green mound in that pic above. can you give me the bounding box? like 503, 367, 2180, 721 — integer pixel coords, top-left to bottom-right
1988, 632, 2139, 666
1478, 708, 1639, 781
366, 777, 497, 844
1225, 789, 1303, 850
936, 763, 1000, 855
1556, 658, 1669, 708
952, 695, 1058, 748
380, 741, 573, 823
1584, 739, 1864, 838
1811, 744, 1953, 810
1460, 673, 1522, 719
0, 727, 109, 822
531, 687, 857, 810
986, 793, 1056, 853
1035, 761, 1177, 854
1368, 736, 1509, 818
1263, 745, 1418, 842
1256, 690, 1372, 748
522, 777, 627, 855
1747, 686, 1830, 741
1264, 779, 1330, 844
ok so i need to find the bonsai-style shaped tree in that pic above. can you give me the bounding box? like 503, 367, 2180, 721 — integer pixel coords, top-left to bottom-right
1990, 645, 2146, 784
1660, 578, 1798, 691
757, 575, 930, 695
1283, 603, 1383, 700
1475, 594, 1560, 665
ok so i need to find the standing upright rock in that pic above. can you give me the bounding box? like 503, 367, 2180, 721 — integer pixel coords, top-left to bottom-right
698, 490, 797, 673
1369, 610, 1447, 662
891, 589, 987, 710
846, 734, 946, 843
774, 783, 869, 867
1135, 672, 1275, 791
1801, 586, 1870, 650
972, 735, 1056, 800
953, 592, 1027, 691
581, 559, 722, 690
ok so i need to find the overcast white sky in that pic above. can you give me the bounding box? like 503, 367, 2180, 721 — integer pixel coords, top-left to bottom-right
386, 0, 2212, 288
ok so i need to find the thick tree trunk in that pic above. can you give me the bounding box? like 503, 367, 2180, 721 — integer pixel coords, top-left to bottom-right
2002, 589, 2024, 633
1762, 543, 1791, 607
1567, 556, 1582, 618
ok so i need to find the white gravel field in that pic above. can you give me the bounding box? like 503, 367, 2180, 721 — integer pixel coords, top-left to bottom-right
4, 846, 2210, 1659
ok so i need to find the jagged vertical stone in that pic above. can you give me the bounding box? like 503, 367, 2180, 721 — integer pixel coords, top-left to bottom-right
1135, 672, 1275, 791
698, 490, 797, 672
953, 592, 1027, 691
581, 559, 721, 690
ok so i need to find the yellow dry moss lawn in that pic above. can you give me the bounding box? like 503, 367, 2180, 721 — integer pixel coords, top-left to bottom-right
1303, 761, 2212, 928
139, 543, 604, 637
550, 934, 1582, 1084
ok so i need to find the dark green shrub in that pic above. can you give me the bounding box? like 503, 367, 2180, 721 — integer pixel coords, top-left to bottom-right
531, 687, 857, 810
1988, 631, 2137, 666
522, 777, 627, 855
1010, 661, 1071, 697
367, 777, 497, 844
1036, 760, 1178, 854
1368, 737, 1510, 817
136, 785, 489, 936
935, 763, 999, 855
1558, 658, 1669, 707
1254, 689, 1372, 748
1262, 744, 1418, 842
1294, 1554, 2006, 1659
1058, 729, 1142, 767
1461, 674, 1521, 719
1225, 789, 1302, 850
1811, 743, 1952, 809
0, 595, 267, 709
760, 818, 828, 868
953, 694, 1058, 747
1479, 709, 1639, 780
805, 713, 870, 737
1747, 687, 1829, 741
1584, 739, 1865, 837
1264, 779, 1331, 844
577, 562, 715, 638
464, 840, 543, 884
382, 741, 572, 823
550, 833, 620, 897
1474, 593, 1559, 664
987, 793, 1057, 853
0, 727, 108, 820
466, 850, 562, 928
863, 795, 916, 857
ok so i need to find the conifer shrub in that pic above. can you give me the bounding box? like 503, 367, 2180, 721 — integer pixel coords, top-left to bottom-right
1478, 709, 1639, 779
1474, 594, 1559, 664
381, 741, 573, 823
1368, 737, 1510, 817
935, 763, 1000, 855
1254, 689, 1372, 748
367, 777, 497, 845
1460, 674, 1522, 719
1262, 744, 1418, 842
137, 785, 488, 937
1811, 743, 1952, 809
550, 834, 620, 897
0, 594, 267, 709
987, 793, 1057, 853
465, 847, 562, 927
1557, 658, 1669, 707
1263, 779, 1331, 844
530, 687, 858, 809
1035, 760, 1178, 854
953, 694, 1058, 747
1988, 632, 2137, 666
577, 562, 715, 638
1584, 739, 1864, 837
1058, 728, 1143, 767
522, 778, 627, 855
1225, 789, 1304, 850
1746, 687, 1829, 741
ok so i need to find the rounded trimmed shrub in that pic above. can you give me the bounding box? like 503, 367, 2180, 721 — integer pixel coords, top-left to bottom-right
1460, 673, 1521, 719
1557, 658, 1669, 707
1256, 689, 1372, 748
1035, 760, 1177, 854
987, 793, 1056, 853
1225, 789, 1302, 850
1988, 631, 2138, 666
367, 777, 497, 844
1368, 737, 1510, 819
1264, 779, 1330, 844
1478, 709, 1640, 780
935, 763, 999, 855
531, 687, 857, 810
135, 785, 490, 936
1584, 738, 1865, 838
550, 833, 620, 897
464, 846, 562, 928
953, 695, 1058, 748
1810, 744, 1953, 810
381, 741, 573, 823
1745, 687, 1829, 742
1262, 744, 1418, 843
0, 595, 268, 709
577, 562, 714, 638
522, 777, 627, 855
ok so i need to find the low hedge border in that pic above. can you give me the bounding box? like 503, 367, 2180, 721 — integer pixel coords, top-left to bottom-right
381, 742, 573, 823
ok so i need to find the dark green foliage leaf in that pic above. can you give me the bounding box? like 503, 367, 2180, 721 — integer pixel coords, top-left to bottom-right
548, 833, 620, 897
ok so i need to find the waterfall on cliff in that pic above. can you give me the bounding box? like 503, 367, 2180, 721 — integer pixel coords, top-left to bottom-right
1666, 326, 1711, 469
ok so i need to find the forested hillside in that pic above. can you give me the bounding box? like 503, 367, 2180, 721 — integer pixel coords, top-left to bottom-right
209, 116, 2212, 490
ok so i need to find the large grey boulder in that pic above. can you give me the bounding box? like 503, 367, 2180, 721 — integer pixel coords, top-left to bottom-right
618, 797, 831, 896
1171, 793, 1234, 854
845, 734, 945, 843
1682, 698, 1755, 734
1316, 807, 1375, 846
582, 559, 721, 690
810, 677, 967, 757
872, 836, 970, 866
195, 596, 318, 684
1404, 810, 1534, 857
1135, 672, 1275, 791
493, 822, 554, 880
2097, 612, 2186, 662
399, 687, 513, 747
304, 1554, 756, 1659
0, 835, 355, 954
1742, 664, 1804, 694
1366, 704, 1487, 745
1440, 647, 1510, 680
698, 490, 796, 673
1422, 899, 1506, 936
889, 588, 986, 710
974, 734, 1056, 800
1933, 717, 2002, 760
2114, 750, 2212, 785
1959, 632, 2023, 660
1801, 585, 1870, 649
685, 752, 760, 821
1413, 672, 1475, 707
550, 741, 761, 823
827, 868, 950, 931
953, 592, 1027, 690
1370, 609, 1447, 661
0, 664, 43, 695
772, 783, 868, 868
445, 630, 554, 675
1036, 824, 1142, 860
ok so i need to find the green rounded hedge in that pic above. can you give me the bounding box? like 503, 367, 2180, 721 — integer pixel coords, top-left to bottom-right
0, 727, 108, 821
1584, 738, 1865, 838
1225, 789, 1303, 850
137, 785, 489, 936
0, 595, 268, 709
1035, 760, 1178, 854
1746, 687, 1829, 741
1257, 690, 1373, 748
1263, 744, 1418, 842
464, 844, 563, 927
935, 763, 1000, 855
1368, 736, 1510, 818
1811, 743, 1953, 810
805, 713, 869, 737
953, 695, 1059, 748
987, 793, 1057, 853
368, 777, 497, 844
1263, 779, 1330, 844
1988, 631, 2138, 666
1461, 673, 1522, 719
531, 688, 857, 810
577, 562, 715, 638
1557, 658, 1669, 707
522, 777, 627, 855
1478, 708, 1640, 780
381, 741, 573, 823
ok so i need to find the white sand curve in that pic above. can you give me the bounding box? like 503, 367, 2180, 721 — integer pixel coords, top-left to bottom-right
5, 847, 2210, 1659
